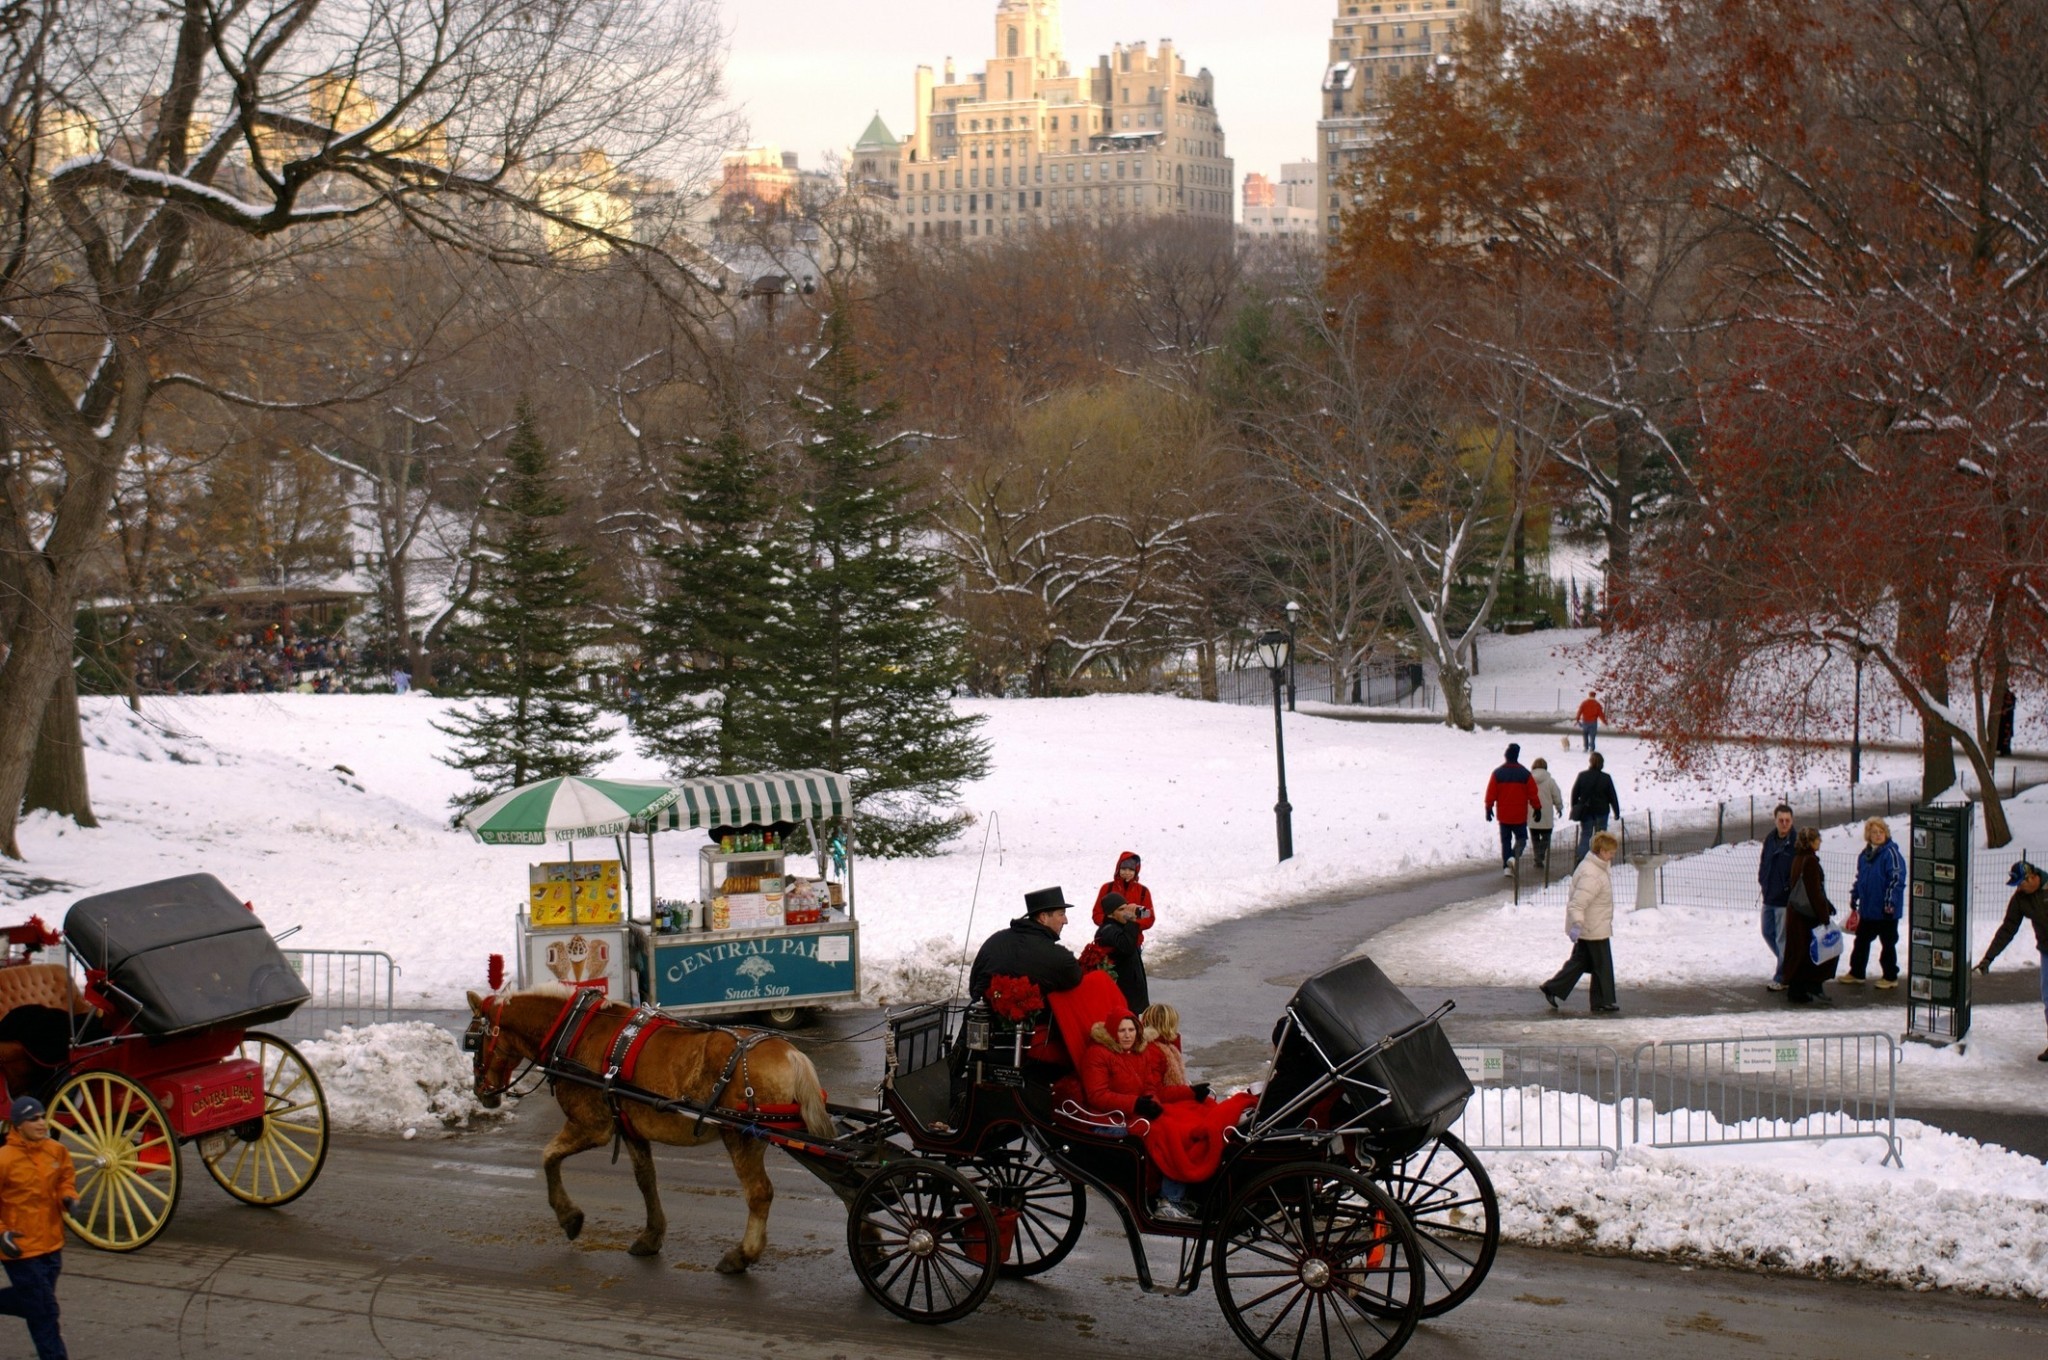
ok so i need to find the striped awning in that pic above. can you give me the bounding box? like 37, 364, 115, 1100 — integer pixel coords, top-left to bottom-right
639, 770, 853, 832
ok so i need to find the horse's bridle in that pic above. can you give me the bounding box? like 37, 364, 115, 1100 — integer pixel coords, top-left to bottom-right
464, 997, 542, 1102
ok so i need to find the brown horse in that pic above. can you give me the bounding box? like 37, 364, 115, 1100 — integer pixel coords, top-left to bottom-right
465, 987, 834, 1274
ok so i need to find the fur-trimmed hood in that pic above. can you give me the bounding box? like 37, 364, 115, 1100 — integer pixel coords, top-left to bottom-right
1089, 1019, 1156, 1054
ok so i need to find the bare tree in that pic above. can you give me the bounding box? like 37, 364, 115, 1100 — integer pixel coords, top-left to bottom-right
0, 0, 733, 855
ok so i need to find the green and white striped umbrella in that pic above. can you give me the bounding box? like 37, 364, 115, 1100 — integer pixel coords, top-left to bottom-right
461, 776, 681, 845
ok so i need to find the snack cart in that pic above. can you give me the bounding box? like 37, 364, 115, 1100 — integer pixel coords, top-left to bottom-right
631, 769, 859, 1026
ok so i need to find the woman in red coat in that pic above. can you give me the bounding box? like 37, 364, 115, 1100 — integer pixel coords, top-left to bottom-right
1079, 1014, 1191, 1118
1092, 852, 1156, 936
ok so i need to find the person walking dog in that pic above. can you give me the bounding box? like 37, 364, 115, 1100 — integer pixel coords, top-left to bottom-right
0, 1096, 75, 1360
1576, 693, 1605, 751
1976, 859, 2048, 1062
1844, 817, 1906, 988
1540, 830, 1621, 1013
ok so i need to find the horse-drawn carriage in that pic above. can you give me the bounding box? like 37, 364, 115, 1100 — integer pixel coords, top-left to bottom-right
467, 955, 1496, 1360
0, 874, 330, 1250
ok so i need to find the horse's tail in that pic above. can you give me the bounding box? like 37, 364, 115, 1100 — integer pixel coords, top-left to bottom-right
784, 1045, 835, 1140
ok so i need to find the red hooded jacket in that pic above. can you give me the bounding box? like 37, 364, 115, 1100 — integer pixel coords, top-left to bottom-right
1078, 1019, 1193, 1117
1092, 851, 1156, 935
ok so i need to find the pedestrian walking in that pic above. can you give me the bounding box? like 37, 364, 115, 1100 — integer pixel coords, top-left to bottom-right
1540, 830, 1621, 1013
1783, 826, 1837, 1007
1975, 859, 2048, 1061
1094, 893, 1150, 1014
1998, 688, 2018, 757
392, 666, 411, 696
1757, 803, 1797, 991
0, 1096, 75, 1360
1568, 751, 1621, 864
1484, 743, 1536, 875
1576, 693, 1605, 751
1527, 757, 1565, 872
1843, 817, 1906, 988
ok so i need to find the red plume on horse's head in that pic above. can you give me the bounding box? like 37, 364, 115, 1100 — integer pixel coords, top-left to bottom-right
487, 954, 506, 991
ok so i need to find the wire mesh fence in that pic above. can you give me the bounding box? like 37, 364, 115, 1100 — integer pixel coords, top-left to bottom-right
1215, 662, 1427, 709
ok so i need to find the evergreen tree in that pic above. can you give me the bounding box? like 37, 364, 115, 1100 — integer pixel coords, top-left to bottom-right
772, 308, 990, 855
435, 404, 614, 816
636, 424, 793, 775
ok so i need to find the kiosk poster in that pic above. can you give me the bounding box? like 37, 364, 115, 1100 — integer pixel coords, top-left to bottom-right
1906, 804, 1972, 1045
529, 860, 623, 926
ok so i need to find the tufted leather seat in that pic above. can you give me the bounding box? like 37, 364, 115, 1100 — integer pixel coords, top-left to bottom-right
0, 964, 86, 1021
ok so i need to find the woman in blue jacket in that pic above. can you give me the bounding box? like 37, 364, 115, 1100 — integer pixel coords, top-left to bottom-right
1844, 818, 1907, 987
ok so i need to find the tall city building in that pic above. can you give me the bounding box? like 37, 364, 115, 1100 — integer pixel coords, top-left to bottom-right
1316, 0, 1499, 247
878, 0, 1234, 240
1239, 162, 1320, 250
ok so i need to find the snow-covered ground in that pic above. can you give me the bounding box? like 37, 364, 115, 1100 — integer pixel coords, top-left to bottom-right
2, 690, 1911, 1007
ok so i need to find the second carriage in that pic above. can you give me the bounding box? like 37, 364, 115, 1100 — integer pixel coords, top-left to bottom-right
486, 955, 1495, 1360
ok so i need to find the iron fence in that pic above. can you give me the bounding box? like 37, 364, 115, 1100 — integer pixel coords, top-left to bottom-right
1449, 1043, 1627, 1167
1630, 1032, 1901, 1166
1450, 1032, 1901, 1167
1215, 661, 1427, 709
269, 947, 399, 1039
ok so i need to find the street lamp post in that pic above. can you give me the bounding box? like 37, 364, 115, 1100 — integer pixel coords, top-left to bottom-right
1257, 629, 1295, 862
1850, 647, 1866, 786
1284, 600, 1302, 712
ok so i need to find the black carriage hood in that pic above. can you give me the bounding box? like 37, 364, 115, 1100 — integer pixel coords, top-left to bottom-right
1260, 956, 1472, 1156
64, 873, 309, 1035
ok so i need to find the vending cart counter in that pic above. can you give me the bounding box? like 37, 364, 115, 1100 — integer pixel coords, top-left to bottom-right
636, 915, 859, 1014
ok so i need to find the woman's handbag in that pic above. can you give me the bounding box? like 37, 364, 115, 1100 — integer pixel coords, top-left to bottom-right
1787, 876, 1811, 915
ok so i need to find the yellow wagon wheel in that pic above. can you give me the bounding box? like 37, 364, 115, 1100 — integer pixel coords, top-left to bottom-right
200, 1032, 329, 1206
52, 1071, 182, 1252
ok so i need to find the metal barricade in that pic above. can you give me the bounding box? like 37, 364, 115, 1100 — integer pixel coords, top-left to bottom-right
1629, 1032, 1901, 1166
1451, 1044, 1626, 1167
272, 948, 400, 1039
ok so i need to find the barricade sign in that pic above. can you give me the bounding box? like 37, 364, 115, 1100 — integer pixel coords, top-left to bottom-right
1458, 1048, 1504, 1083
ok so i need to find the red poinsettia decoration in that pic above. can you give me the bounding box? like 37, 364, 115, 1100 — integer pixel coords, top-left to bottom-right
2, 915, 61, 953
985, 974, 1046, 1023
1076, 942, 1113, 973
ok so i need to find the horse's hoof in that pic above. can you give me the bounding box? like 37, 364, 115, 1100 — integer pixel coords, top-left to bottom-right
714, 1248, 750, 1275
629, 1235, 663, 1258
561, 1211, 585, 1241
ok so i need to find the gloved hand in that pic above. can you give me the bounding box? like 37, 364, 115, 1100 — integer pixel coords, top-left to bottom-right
1190, 1083, 1212, 1103
61, 1197, 76, 1215
1485, 809, 1494, 822
1974, 959, 1990, 975
1134, 1095, 1164, 1119
0, 1231, 20, 1259
1567, 923, 1581, 943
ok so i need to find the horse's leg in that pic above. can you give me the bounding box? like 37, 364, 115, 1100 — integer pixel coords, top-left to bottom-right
624, 1134, 666, 1257
542, 1113, 612, 1242
715, 1129, 773, 1275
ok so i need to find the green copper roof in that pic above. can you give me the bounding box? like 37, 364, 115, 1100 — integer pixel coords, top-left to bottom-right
854, 112, 898, 150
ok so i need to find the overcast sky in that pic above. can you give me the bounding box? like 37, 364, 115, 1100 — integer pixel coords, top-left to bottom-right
723, 0, 1338, 207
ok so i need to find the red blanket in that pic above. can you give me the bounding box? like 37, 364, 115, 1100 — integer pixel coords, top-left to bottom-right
1046, 970, 1130, 1070
1145, 1091, 1256, 1182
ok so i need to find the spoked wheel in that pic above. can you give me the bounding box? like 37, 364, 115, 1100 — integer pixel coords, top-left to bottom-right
1376, 1133, 1499, 1317
201, 1032, 330, 1206
847, 1162, 999, 1324
51, 1071, 182, 1252
954, 1127, 1086, 1278
1213, 1162, 1424, 1360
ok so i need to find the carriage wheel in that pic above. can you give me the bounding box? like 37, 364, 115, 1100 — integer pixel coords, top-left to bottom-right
200, 1032, 330, 1207
1376, 1133, 1499, 1318
51, 1071, 182, 1252
955, 1127, 1086, 1278
1213, 1162, 1423, 1360
846, 1162, 999, 1324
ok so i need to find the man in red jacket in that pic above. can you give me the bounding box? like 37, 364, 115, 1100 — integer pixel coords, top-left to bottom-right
1576, 693, 1606, 751
1485, 743, 1537, 875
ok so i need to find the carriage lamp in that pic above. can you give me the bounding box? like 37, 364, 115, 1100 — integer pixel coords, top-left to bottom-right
1284, 600, 1303, 712
1256, 630, 1296, 862
962, 999, 992, 1051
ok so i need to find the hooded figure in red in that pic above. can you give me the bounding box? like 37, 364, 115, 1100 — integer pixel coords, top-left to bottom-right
1077, 1012, 1257, 1186
1092, 851, 1156, 937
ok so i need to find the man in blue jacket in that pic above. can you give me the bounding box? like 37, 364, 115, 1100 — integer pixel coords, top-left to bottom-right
1756, 803, 1797, 991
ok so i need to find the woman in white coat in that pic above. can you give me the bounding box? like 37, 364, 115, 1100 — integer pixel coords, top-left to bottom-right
1527, 757, 1566, 872
1541, 830, 1620, 1012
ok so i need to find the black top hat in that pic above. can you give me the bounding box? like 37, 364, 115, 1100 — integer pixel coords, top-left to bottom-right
1024, 887, 1072, 916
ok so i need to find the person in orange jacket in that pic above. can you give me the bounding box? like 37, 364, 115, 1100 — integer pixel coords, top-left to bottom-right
1092, 852, 1156, 938
0, 1096, 75, 1360
1576, 693, 1606, 751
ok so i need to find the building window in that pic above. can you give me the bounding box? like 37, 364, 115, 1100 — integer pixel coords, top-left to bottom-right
1003, 166, 1012, 185
1034, 189, 1042, 206
1008, 27, 1018, 57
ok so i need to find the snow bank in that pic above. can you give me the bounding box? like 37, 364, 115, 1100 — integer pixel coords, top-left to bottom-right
295, 1022, 506, 1136
1469, 1096, 2048, 1299
3, 691, 1911, 1009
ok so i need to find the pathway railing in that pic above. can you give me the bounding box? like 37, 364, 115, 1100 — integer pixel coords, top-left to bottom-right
271, 947, 400, 1039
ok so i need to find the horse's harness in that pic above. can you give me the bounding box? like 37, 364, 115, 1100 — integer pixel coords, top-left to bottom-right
471, 988, 774, 1142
